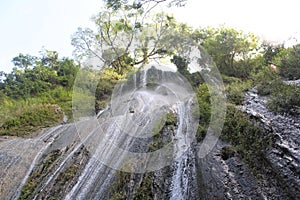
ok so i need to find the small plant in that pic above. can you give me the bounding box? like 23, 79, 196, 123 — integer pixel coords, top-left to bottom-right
220, 146, 235, 160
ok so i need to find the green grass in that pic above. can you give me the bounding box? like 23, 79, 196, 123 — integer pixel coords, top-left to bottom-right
0, 87, 72, 136
0, 103, 63, 136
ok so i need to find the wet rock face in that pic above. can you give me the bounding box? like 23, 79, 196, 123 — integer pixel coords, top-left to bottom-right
241, 88, 300, 197
2, 68, 299, 200
195, 87, 300, 200
197, 141, 266, 200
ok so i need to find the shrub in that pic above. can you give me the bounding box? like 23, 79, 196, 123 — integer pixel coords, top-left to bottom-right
225, 80, 252, 105
221, 105, 273, 169
220, 146, 236, 160
251, 66, 281, 96
195, 84, 211, 142
0, 104, 63, 136
268, 84, 300, 114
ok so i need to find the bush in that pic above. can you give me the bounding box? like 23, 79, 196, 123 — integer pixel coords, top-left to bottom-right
221, 105, 273, 169
225, 79, 252, 105
252, 66, 281, 96
251, 66, 300, 115
195, 84, 211, 142
220, 146, 236, 160
0, 103, 63, 136
268, 84, 300, 114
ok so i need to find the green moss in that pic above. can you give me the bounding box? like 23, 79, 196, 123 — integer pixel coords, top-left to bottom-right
133, 174, 153, 200
18, 149, 62, 200
109, 170, 154, 200
109, 171, 131, 200
145, 82, 157, 89
18, 180, 37, 200
165, 112, 177, 126
58, 164, 79, 185
109, 192, 127, 200
148, 111, 176, 151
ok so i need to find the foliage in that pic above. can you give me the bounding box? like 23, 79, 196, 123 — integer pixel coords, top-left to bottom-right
220, 146, 236, 160
0, 51, 79, 136
251, 65, 281, 96
72, 3, 201, 75
104, 0, 187, 11
95, 67, 129, 111
59, 164, 79, 185
109, 170, 154, 200
171, 55, 204, 87
224, 76, 252, 105
133, 174, 153, 200
109, 171, 131, 200
261, 42, 285, 65
196, 26, 259, 78
0, 103, 63, 136
195, 83, 211, 141
281, 44, 300, 80
268, 83, 300, 114
2, 52, 79, 98
250, 60, 300, 115
221, 105, 273, 170
149, 111, 176, 151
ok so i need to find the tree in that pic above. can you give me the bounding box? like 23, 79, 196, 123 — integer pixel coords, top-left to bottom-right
104, 0, 187, 11
12, 54, 37, 70
261, 42, 285, 65
71, 3, 194, 74
1, 51, 79, 98
197, 27, 259, 78
277, 44, 300, 80
39, 49, 60, 70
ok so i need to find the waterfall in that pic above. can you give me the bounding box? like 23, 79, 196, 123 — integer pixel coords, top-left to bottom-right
12, 125, 64, 200
2, 66, 200, 199
65, 67, 199, 199
169, 98, 198, 200
170, 102, 188, 200
142, 68, 147, 87
65, 122, 123, 199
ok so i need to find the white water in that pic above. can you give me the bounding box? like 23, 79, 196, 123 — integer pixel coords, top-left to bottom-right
0, 125, 67, 199
13, 125, 64, 200
1, 67, 199, 199
142, 68, 148, 87
65, 68, 198, 199
65, 122, 122, 199
36, 121, 100, 197
169, 101, 194, 200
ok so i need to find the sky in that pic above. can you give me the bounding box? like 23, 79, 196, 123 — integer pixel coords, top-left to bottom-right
0, 0, 102, 72
0, 0, 299, 72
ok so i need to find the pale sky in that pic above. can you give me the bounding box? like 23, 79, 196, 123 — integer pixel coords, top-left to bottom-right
0, 0, 299, 72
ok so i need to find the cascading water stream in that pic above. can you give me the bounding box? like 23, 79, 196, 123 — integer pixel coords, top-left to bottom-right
0, 125, 67, 199
66, 66, 199, 199
169, 98, 198, 200
12, 125, 65, 200
1, 66, 201, 200
35, 120, 101, 198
